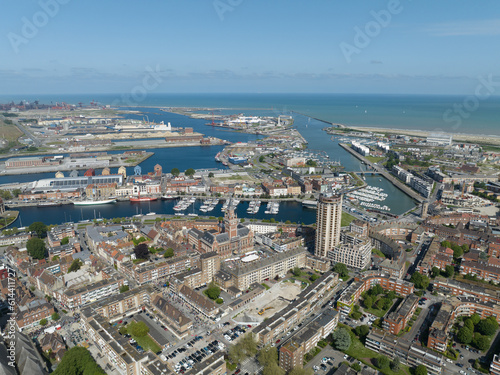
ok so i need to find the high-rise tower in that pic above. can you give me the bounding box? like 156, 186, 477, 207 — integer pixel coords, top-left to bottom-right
315, 193, 343, 258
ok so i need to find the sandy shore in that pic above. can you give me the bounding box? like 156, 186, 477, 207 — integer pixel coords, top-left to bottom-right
338, 126, 500, 147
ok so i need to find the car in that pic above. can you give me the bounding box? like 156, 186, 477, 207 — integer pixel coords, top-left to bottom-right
234, 370, 241, 375
344, 354, 348, 360
457, 363, 464, 368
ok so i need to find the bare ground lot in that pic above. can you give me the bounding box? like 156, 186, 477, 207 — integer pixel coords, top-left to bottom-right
232, 281, 302, 323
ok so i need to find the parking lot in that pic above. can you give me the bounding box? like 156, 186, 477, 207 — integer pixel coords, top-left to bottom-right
162, 335, 225, 374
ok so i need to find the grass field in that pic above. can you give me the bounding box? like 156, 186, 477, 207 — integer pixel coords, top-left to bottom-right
341, 212, 356, 227
132, 333, 161, 353
0, 120, 23, 142
365, 156, 385, 164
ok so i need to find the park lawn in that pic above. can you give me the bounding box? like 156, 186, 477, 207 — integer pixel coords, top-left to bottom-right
341, 212, 356, 227
365, 156, 385, 164
364, 305, 389, 318
131, 333, 161, 353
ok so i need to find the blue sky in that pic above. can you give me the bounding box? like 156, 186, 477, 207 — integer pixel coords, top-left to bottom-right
1, 0, 499, 95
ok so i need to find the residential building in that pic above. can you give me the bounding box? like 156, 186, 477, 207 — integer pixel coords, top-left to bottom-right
315, 193, 343, 259
382, 294, 419, 335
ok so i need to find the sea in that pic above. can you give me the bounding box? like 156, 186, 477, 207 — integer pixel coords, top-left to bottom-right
2, 92, 498, 226
2, 93, 499, 136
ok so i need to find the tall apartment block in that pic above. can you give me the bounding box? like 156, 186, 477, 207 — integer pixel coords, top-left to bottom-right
315, 193, 343, 259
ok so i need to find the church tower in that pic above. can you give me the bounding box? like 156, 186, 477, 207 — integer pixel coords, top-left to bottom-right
223, 208, 239, 239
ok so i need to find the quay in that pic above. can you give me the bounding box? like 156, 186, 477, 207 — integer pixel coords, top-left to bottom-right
339, 143, 424, 203
0, 152, 155, 176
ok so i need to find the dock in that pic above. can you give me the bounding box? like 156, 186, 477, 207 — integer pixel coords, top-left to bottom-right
339, 143, 424, 203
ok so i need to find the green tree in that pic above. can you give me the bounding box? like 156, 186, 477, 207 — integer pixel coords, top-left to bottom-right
464, 318, 474, 331
457, 327, 473, 344
386, 290, 396, 300
382, 298, 392, 310
54, 347, 105, 375
128, 321, 149, 337
28, 221, 48, 237
163, 248, 174, 258
208, 172, 214, 178
51, 312, 60, 321
61, 236, 69, 245
477, 316, 499, 336
431, 266, 441, 278
12, 188, 21, 197
262, 363, 285, 375
471, 313, 481, 325
45, 295, 52, 302
120, 285, 130, 293
332, 327, 351, 351
241, 333, 258, 356
390, 357, 401, 372
310, 273, 319, 282
119, 326, 128, 335
185, 168, 195, 177
414, 364, 428, 375
453, 245, 464, 259
333, 263, 349, 278
354, 325, 370, 338
40, 318, 48, 326
444, 265, 454, 278
410, 272, 430, 289
472, 333, 490, 351
68, 259, 82, 273
171, 168, 180, 176
351, 363, 361, 372
363, 296, 373, 309
228, 344, 245, 364
371, 284, 384, 296
259, 156, 265, 163
26, 237, 46, 259
306, 159, 317, 167
375, 356, 390, 369
292, 267, 302, 277
205, 285, 221, 300
258, 346, 278, 367
215, 298, 223, 304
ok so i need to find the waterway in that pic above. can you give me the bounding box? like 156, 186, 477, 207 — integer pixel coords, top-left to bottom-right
5, 109, 417, 227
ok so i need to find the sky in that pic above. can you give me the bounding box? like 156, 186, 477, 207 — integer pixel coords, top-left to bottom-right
1, 0, 499, 95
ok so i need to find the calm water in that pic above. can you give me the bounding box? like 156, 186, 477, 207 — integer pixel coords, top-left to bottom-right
2, 95, 423, 226
15, 199, 318, 227
2, 93, 499, 135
